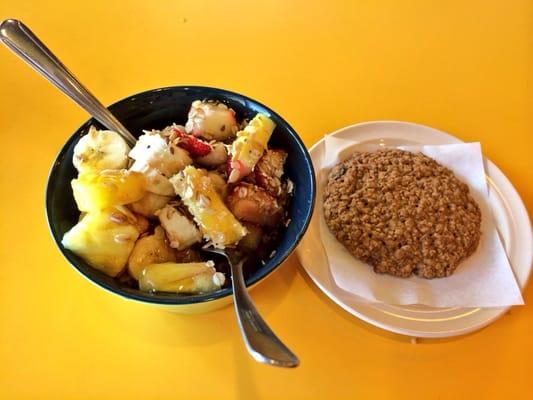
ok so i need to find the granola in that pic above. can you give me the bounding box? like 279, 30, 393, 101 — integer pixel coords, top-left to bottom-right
323, 149, 482, 278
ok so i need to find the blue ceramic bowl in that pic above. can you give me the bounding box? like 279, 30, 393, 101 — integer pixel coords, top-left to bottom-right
46, 86, 316, 312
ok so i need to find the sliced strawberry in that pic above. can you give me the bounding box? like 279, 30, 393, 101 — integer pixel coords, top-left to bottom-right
172, 127, 212, 157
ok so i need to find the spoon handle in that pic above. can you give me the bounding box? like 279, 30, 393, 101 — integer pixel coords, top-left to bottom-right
230, 260, 299, 368
0, 19, 137, 147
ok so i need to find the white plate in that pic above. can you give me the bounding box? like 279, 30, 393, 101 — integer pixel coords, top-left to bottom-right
296, 121, 532, 338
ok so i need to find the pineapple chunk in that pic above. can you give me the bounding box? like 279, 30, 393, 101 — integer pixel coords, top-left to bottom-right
170, 166, 247, 248
228, 114, 276, 183
72, 169, 146, 212
139, 261, 225, 294
61, 208, 141, 277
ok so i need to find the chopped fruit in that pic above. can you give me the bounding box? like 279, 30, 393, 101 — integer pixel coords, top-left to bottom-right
139, 261, 225, 294
228, 114, 275, 183
227, 183, 282, 227
61, 208, 140, 277
185, 100, 239, 141
196, 142, 228, 167
73, 126, 130, 174
129, 192, 172, 217
155, 205, 202, 250
129, 161, 174, 196
170, 166, 247, 248
207, 171, 228, 199
172, 126, 212, 157
72, 169, 146, 212
239, 223, 263, 251
255, 149, 287, 197
127, 226, 177, 280
129, 132, 192, 177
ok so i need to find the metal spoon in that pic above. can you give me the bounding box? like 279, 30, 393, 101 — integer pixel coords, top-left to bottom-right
203, 248, 299, 368
0, 19, 137, 147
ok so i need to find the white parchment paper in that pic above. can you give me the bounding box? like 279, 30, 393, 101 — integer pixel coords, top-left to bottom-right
319, 136, 524, 307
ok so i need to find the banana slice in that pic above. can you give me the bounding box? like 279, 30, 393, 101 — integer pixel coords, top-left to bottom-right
129, 132, 192, 177
73, 126, 130, 173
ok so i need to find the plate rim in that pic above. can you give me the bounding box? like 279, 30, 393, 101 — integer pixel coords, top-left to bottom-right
298, 120, 532, 338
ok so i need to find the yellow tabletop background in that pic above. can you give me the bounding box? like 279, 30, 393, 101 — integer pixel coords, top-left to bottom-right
1, 1, 532, 399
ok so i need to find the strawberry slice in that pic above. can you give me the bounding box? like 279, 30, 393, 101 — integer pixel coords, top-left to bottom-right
172, 127, 212, 157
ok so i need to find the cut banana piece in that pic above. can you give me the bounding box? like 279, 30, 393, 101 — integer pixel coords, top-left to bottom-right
129, 132, 192, 177
139, 261, 225, 294
73, 126, 130, 174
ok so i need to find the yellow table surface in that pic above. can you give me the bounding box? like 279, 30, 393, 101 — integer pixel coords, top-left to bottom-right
1, 1, 532, 399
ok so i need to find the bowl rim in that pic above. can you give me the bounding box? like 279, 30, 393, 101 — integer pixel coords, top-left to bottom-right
45, 85, 316, 305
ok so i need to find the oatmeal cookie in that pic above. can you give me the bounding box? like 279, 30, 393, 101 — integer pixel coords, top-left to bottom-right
323, 149, 482, 278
